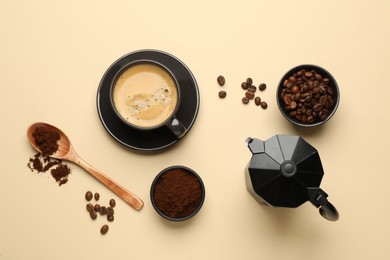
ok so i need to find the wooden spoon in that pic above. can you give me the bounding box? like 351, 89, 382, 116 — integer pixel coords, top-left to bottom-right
27, 122, 144, 211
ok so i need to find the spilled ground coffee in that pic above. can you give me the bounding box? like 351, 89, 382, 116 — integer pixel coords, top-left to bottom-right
27, 153, 71, 186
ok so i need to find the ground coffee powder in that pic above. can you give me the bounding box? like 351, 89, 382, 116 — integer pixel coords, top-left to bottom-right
153, 168, 202, 219
27, 153, 71, 186
32, 126, 60, 156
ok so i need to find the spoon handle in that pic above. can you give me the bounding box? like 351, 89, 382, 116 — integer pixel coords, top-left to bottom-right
76, 157, 144, 210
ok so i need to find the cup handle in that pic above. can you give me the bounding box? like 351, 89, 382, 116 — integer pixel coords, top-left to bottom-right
165, 116, 187, 138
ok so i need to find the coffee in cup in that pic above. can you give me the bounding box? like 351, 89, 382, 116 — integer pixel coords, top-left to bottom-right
112, 62, 178, 128
111, 61, 187, 138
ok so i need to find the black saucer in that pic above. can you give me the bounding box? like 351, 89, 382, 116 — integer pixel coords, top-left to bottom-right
96, 50, 200, 152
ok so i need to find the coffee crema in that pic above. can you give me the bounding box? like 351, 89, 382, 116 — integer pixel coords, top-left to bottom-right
112, 63, 178, 128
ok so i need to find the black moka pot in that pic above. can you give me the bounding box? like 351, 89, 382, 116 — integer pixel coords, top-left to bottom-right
245, 134, 339, 221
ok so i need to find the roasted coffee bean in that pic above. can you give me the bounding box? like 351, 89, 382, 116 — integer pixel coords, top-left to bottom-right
305, 95, 312, 103
109, 199, 116, 208
259, 83, 267, 91
247, 85, 256, 92
315, 73, 323, 81
86, 203, 94, 213
85, 191, 93, 201
318, 84, 326, 93
90, 210, 97, 220
305, 71, 313, 78
291, 85, 299, 94
313, 103, 323, 112
245, 91, 255, 99
94, 204, 101, 212
307, 115, 314, 123
100, 225, 109, 235
260, 102, 268, 109
241, 82, 248, 90
94, 192, 100, 201
99, 206, 107, 215
217, 75, 225, 86
246, 77, 253, 85
242, 97, 250, 104
323, 78, 330, 84
290, 101, 297, 109
320, 113, 328, 121
218, 90, 227, 98
255, 97, 261, 106
283, 94, 292, 105
107, 207, 114, 216
302, 114, 308, 123
283, 79, 289, 87
306, 109, 313, 116
288, 76, 297, 83
107, 215, 114, 222
289, 111, 297, 117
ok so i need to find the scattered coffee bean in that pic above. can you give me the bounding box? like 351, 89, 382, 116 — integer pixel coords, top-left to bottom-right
247, 85, 257, 93
259, 83, 267, 91
216, 75, 268, 108
86, 203, 94, 213
217, 75, 225, 86
99, 206, 107, 215
94, 204, 101, 212
279, 68, 334, 124
245, 91, 255, 100
107, 215, 114, 222
85, 191, 93, 201
84, 192, 117, 235
109, 199, 116, 208
94, 192, 100, 201
260, 101, 268, 109
218, 90, 227, 98
240, 77, 269, 108
106, 207, 114, 217
100, 225, 109, 235
255, 97, 261, 106
90, 210, 97, 220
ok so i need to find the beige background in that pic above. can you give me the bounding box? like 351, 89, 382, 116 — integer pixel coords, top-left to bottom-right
1, 0, 389, 259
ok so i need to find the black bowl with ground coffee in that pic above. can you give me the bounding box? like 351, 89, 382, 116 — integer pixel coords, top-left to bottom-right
150, 165, 205, 221
277, 64, 340, 127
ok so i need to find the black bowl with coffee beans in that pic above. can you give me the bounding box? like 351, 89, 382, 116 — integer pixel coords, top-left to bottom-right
277, 64, 340, 127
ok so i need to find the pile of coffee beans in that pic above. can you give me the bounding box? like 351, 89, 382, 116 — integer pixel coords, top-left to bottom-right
241, 77, 268, 109
217, 75, 268, 109
279, 69, 335, 124
85, 191, 116, 235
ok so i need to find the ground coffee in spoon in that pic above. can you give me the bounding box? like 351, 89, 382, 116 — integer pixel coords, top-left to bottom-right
32, 126, 60, 156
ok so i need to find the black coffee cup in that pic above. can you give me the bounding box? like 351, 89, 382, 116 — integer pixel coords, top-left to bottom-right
110, 60, 187, 138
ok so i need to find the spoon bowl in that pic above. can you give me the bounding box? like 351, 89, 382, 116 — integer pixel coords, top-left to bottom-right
27, 122, 144, 211
27, 122, 72, 159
